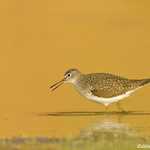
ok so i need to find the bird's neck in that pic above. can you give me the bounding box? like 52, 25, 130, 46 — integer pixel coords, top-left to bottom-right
67, 74, 80, 84
71, 74, 84, 86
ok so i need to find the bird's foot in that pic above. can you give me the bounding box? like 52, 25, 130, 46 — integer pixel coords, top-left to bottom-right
119, 109, 129, 114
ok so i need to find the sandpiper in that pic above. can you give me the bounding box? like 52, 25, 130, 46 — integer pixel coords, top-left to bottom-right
50, 69, 150, 112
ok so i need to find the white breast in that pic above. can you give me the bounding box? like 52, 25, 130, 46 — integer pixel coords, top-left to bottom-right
85, 90, 135, 106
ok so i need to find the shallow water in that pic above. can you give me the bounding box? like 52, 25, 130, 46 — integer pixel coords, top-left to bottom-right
1, 111, 150, 139
0, 111, 150, 149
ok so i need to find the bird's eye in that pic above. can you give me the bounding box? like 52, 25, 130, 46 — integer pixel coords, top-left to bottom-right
67, 73, 71, 77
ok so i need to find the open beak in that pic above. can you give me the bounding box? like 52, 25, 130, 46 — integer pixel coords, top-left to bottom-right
50, 78, 65, 92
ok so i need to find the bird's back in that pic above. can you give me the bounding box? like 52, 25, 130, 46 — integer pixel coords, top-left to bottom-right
82, 73, 150, 98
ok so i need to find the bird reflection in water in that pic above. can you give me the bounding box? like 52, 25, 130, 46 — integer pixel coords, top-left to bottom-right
71, 118, 149, 150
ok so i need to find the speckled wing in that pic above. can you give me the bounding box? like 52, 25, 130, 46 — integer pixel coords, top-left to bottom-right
87, 73, 150, 98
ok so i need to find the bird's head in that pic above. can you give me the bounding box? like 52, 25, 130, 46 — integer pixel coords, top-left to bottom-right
50, 68, 81, 91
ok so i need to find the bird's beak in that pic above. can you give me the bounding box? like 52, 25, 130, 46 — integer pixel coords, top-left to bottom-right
50, 78, 65, 92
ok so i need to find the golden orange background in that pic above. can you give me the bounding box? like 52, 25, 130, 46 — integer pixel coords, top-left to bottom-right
0, 0, 150, 137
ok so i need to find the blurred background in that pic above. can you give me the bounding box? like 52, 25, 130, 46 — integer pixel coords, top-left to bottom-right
0, 0, 150, 137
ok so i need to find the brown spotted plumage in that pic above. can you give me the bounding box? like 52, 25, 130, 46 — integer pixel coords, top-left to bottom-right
82, 73, 150, 98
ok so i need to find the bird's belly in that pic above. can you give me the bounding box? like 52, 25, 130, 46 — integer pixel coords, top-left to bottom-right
85, 91, 134, 106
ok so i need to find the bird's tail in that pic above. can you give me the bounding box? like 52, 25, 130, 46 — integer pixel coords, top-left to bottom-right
140, 78, 150, 86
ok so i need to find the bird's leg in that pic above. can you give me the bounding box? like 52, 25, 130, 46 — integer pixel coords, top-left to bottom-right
116, 102, 127, 113
105, 105, 109, 112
